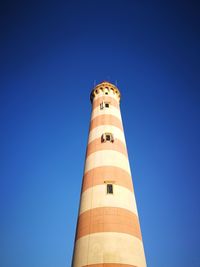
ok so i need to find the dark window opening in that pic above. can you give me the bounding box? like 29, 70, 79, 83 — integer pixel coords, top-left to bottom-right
105, 92, 108, 95
107, 184, 113, 194
106, 135, 111, 141
105, 103, 109, 108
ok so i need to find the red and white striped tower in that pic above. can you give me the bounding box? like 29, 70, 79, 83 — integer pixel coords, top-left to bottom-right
72, 81, 147, 267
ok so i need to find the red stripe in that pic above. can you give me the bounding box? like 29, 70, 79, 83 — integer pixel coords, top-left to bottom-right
82, 166, 133, 192
76, 207, 142, 241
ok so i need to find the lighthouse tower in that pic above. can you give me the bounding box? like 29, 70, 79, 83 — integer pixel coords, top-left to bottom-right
72, 81, 146, 267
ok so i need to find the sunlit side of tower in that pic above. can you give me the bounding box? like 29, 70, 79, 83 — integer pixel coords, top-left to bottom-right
72, 81, 146, 267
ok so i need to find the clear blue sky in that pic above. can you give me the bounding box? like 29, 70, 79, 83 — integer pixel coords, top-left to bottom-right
1, 1, 200, 266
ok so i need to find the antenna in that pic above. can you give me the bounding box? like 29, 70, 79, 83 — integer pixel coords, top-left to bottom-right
115, 80, 118, 86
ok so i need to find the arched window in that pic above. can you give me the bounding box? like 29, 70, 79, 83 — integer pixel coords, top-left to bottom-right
104, 88, 109, 95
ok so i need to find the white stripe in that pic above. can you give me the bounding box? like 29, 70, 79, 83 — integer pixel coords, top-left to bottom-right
84, 150, 131, 174
93, 91, 119, 101
91, 105, 122, 121
72, 232, 146, 267
88, 125, 126, 145
79, 184, 138, 216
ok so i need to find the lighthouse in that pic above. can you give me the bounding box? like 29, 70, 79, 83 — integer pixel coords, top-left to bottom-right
72, 81, 147, 267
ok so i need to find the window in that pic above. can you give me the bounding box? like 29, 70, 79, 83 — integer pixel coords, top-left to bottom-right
105, 103, 109, 108
107, 184, 113, 194
100, 102, 104, 109
100, 102, 110, 109
106, 134, 111, 141
101, 133, 114, 143
105, 92, 108, 95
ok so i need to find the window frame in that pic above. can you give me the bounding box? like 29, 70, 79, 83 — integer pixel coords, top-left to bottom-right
100, 102, 104, 109
101, 133, 114, 143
